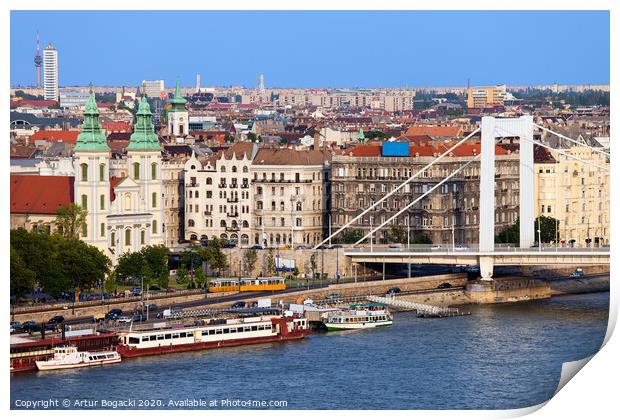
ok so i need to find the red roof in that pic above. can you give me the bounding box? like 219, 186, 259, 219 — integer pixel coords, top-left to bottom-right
101, 121, 132, 132
11, 99, 58, 108
344, 143, 382, 157
29, 130, 80, 145
11, 175, 74, 215
405, 125, 463, 138
109, 176, 125, 201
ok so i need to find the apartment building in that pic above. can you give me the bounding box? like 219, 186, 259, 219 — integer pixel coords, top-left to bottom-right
466, 85, 508, 108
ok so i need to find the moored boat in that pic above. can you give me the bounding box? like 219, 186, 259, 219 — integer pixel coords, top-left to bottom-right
323, 303, 393, 331
35, 346, 121, 371
116, 315, 309, 358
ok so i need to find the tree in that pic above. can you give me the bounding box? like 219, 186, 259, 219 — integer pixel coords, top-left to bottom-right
194, 267, 207, 289
310, 253, 317, 280
141, 245, 170, 288
536, 216, 559, 243
10, 246, 35, 297
339, 229, 364, 244
412, 233, 432, 245
242, 248, 258, 275
388, 226, 407, 244
115, 251, 147, 284
495, 218, 520, 244
54, 237, 111, 296
265, 249, 276, 276
176, 267, 189, 286
55, 203, 88, 239
201, 239, 228, 275
247, 132, 257, 142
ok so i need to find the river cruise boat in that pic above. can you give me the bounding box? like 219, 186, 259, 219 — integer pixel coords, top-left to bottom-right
35, 346, 121, 371
116, 315, 309, 358
323, 303, 393, 331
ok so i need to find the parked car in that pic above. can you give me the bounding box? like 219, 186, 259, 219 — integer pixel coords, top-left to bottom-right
148, 285, 162, 291
21, 321, 41, 333
570, 268, 585, 278
105, 309, 123, 320
437, 282, 453, 289
10, 321, 22, 334
326, 293, 342, 301
386, 287, 401, 295
230, 301, 246, 309
431, 245, 442, 250
329, 244, 344, 249
117, 316, 133, 324
294, 245, 308, 250
130, 287, 142, 296
47, 315, 65, 325
93, 313, 106, 322
316, 245, 329, 250
251, 245, 263, 250
454, 245, 469, 251
143, 303, 157, 312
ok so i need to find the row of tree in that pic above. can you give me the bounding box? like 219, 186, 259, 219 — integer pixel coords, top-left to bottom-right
336, 228, 431, 245
10, 228, 111, 298
495, 216, 559, 244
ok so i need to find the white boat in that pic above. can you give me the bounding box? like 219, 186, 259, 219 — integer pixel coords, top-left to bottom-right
323, 304, 393, 331
35, 346, 121, 371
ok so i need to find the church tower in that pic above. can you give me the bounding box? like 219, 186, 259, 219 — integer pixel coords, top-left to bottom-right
73, 94, 111, 252
167, 81, 188, 137
126, 97, 164, 248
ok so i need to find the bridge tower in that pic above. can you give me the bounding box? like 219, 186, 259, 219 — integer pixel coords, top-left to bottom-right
479, 116, 535, 280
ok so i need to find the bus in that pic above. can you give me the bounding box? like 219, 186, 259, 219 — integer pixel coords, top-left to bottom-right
208, 277, 286, 293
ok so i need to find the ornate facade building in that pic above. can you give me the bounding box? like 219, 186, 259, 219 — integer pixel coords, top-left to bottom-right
330, 141, 520, 245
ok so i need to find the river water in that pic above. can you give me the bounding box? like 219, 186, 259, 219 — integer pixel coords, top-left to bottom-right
11, 292, 609, 410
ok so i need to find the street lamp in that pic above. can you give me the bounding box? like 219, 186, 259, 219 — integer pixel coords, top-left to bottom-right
537, 218, 542, 252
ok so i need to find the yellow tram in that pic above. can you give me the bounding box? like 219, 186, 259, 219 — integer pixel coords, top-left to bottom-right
208, 276, 286, 293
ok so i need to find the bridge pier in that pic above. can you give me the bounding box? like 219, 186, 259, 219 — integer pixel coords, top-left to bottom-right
479, 256, 494, 281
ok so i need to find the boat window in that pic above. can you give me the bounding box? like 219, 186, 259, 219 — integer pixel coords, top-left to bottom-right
142, 336, 149, 342
157, 334, 164, 340
244, 326, 251, 332
129, 337, 140, 344
251, 326, 258, 331
216, 329, 222, 334
180, 332, 186, 338
230, 328, 237, 333
150, 335, 156, 341
223, 328, 230, 334
172, 333, 180, 339
165, 334, 172, 340
187, 332, 194, 337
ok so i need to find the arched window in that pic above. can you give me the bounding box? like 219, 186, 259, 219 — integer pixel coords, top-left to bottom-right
99, 164, 105, 181
220, 220, 227, 228
242, 166, 248, 173
100, 223, 105, 237
133, 162, 140, 180
206, 177, 212, 185
152, 192, 157, 208
257, 201, 263, 210
220, 166, 226, 172
152, 221, 157, 234
124, 194, 131, 211
110, 231, 115, 247
100, 194, 105, 210
141, 230, 146, 245
242, 220, 249, 228
232, 166, 237, 173
81, 194, 88, 209
195, 191, 199, 198
151, 163, 157, 180
125, 229, 131, 245
188, 219, 195, 227
80, 163, 88, 182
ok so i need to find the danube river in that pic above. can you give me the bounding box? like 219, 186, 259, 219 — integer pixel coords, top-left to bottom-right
11, 292, 609, 410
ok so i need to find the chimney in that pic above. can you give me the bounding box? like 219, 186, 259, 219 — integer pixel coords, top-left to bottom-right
313, 124, 321, 150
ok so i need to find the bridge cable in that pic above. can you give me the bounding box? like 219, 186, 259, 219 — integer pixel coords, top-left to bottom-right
534, 123, 610, 158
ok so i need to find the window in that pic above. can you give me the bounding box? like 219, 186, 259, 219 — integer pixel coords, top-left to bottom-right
99, 164, 105, 181
110, 231, 115, 247
81, 194, 88, 209
100, 223, 105, 237
141, 230, 145, 245
125, 229, 131, 246
81, 163, 88, 182
82, 223, 88, 237
152, 192, 157, 208
151, 163, 157, 180
133, 162, 140, 179
100, 194, 105, 210
152, 220, 157, 234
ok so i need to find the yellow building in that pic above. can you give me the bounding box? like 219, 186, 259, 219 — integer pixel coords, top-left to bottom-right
534, 138, 609, 247
466, 85, 507, 108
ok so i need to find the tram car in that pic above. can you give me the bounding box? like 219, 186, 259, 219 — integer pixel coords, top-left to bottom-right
208, 276, 286, 293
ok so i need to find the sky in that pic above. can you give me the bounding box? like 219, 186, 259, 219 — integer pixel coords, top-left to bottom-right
10, 10, 610, 88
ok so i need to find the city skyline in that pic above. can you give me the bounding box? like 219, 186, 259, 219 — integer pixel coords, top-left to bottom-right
10, 10, 610, 88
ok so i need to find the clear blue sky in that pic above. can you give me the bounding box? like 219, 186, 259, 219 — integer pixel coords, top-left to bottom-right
10, 10, 610, 88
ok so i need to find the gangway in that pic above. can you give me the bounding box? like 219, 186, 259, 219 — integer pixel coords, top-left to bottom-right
367, 295, 461, 317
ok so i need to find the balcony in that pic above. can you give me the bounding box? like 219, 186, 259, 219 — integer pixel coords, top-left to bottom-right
225, 226, 240, 232
241, 184, 249, 189
218, 183, 226, 188
186, 182, 199, 188
204, 211, 211, 216
226, 212, 239, 217
229, 184, 238, 189
227, 197, 239, 203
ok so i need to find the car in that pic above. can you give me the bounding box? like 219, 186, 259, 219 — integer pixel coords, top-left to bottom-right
105, 309, 123, 320
326, 293, 342, 301
329, 244, 344, 249
570, 268, 585, 278
437, 282, 453, 289
454, 245, 469, 251
386, 287, 401, 295
294, 245, 308, 250
251, 245, 263, 250
166, 287, 176, 293
117, 316, 133, 324
230, 301, 246, 309
465, 265, 480, 273
148, 285, 162, 291
143, 303, 157, 312
47, 315, 65, 325
431, 245, 442, 250
21, 320, 41, 333
130, 287, 142, 296
316, 245, 329, 250
10, 321, 22, 334
93, 313, 106, 322
222, 241, 237, 249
